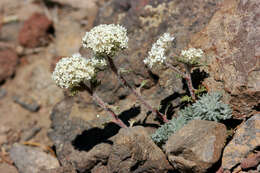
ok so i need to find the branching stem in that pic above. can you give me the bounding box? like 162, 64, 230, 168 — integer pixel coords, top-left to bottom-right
107, 55, 168, 123
165, 62, 196, 101
83, 84, 127, 128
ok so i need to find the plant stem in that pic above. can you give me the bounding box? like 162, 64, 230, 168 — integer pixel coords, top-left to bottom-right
183, 64, 196, 101
107, 55, 168, 123
165, 62, 196, 101
83, 84, 128, 128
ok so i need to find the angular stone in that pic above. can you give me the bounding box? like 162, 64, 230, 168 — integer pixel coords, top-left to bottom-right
190, 0, 260, 118
19, 13, 53, 48
0, 49, 18, 82
221, 114, 260, 170
108, 126, 172, 173
10, 143, 60, 173
165, 120, 227, 173
13, 95, 40, 112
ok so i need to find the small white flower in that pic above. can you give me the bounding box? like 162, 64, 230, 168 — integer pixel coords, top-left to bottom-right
143, 33, 174, 68
52, 54, 96, 89
180, 48, 204, 65
82, 24, 128, 56
90, 57, 107, 69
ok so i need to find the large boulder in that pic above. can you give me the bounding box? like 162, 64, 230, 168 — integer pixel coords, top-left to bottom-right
164, 120, 227, 173
190, 0, 260, 118
108, 126, 172, 172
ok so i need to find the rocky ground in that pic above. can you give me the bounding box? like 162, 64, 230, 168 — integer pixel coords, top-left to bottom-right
0, 0, 259, 173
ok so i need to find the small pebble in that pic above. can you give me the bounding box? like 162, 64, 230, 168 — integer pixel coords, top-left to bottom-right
13, 95, 40, 112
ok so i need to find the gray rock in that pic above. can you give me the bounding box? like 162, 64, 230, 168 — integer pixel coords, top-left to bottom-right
108, 126, 172, 173
164, 120, 227, 173
0, 88, 7, 99
48, 97, 115, 172
10, 143, 60, 173
13, 95, 40, 112
221, 114, 260, 170
21, 127, 41, 141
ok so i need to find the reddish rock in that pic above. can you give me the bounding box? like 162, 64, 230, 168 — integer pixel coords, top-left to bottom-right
19, 13, 53, 48
190, 0, 260, 118
0, 49, 18, 82
221, 114, 260, 170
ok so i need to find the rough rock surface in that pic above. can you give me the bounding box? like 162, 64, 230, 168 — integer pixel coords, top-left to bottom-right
190, 0, 260, 118
19, 13, 53, 48
164, 120, 227, 173
108, 126, 172, 173
221, 114, 260, 170
10, 143, 60, 173
0, 49, 18, 82
48, 97, 116, 172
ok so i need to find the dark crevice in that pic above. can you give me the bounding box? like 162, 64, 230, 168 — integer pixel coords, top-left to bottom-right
118, 106, 141, 126
130, 161, 145, 171
148, 70, 159, 84
253, 103, 260, 111
182, 69, 209, 97
221, 118, 243, 145
72, 123, 119, 152
160, 92, 181, 120
47, 25, 55, 37
41, 0, 64, 8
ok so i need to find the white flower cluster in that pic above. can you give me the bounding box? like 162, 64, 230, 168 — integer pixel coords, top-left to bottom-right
180, 48, 204, 64
82, 24, 128, 56
52, 53, 96, 89
143, 33, 174, 68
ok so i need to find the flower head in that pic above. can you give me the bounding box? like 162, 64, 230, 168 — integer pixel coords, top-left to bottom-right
82, 24, 128, 56
143, 33, 174, 68
52, 53, 96, 89
179, 48, 204, 65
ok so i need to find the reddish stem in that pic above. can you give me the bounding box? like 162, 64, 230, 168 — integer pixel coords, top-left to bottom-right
183, 64, 196, 101
83, 84, 127, 128
107, 56, 168, 123
165, 62, 196, 101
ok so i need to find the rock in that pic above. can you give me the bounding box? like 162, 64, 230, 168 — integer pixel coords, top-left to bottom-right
19, 13, 53, 48
91, 164, 110, 173
190, 0, 260, 118
221, 114, 260, 170
164, 120, 227, 173
10, 143, 60, 173
108, 126, 172, 173
21, 127, 41, 141
0, 163, 18, 173
240, 151, 260, 170
0, 88, 7, 99
13, 94, 40, 112
54, 16, 83, 56
38, 165, 77, 173
59, 142, 112, 172
0, 49, 18, 82
48, 97, 116, 172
